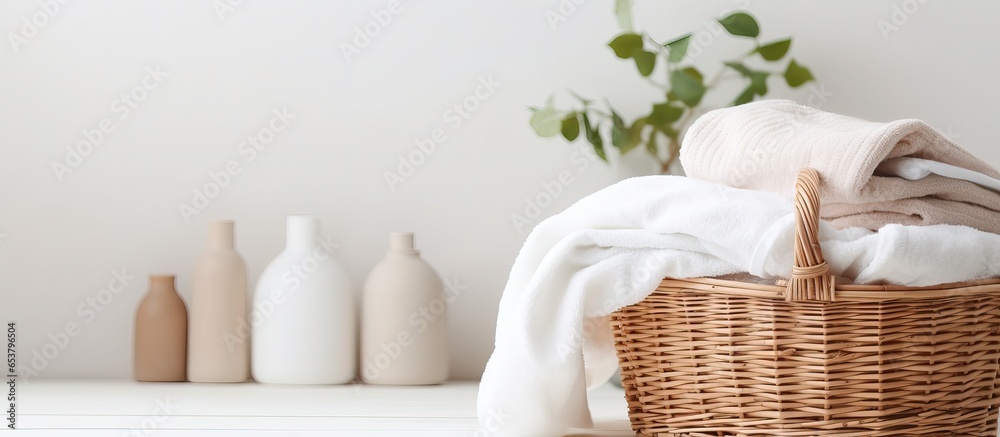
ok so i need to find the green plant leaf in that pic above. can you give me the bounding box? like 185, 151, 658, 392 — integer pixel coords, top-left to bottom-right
614, 0, 633, 32
612, 128, 632, 152
734, 86, 755, 105
661, 124, 678, 139
627, 117, 647, 153
749, 71, 768, 95
581, 113, 606, 161
645, 127, 658, 156
756, 38, 791, 61
664, 33, 691, 63
681, 67, 703, 83
633, 50, 656, 76
724, 61, 752, 77
608, 111, 642, 154
561, 113, 580, 141
718, 12, 759, 38
669, 68, 706, 107
649, 102, 683, 125
608, 33, 643, 59
529, 107, 562, 137
784, 59, 814, 87
610, 110, 628, 151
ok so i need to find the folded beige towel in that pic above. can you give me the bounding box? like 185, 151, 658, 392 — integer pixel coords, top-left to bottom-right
680, 100, 1000, 233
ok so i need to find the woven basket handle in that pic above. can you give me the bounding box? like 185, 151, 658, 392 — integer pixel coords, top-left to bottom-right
785, 169, 836, 302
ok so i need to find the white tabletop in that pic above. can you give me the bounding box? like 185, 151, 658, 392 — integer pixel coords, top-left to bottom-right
14, 378, 634, 436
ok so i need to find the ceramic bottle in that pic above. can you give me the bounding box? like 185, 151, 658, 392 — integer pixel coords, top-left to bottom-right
251, 215, 356, 384
188, 220, 249, 383
361, 232, 448, 385
134, 275, 188, 382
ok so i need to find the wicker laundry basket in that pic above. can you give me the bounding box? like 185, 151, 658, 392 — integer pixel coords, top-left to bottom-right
610, 169, 1000, 436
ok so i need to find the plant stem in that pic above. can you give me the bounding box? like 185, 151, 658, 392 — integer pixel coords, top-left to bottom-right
660, 137, 681, 174
707, 53, 748, 88
645, 78, 669, 91
676, 109, 697, 139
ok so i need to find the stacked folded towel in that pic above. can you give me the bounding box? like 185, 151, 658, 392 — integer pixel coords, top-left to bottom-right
681, 99, 1000, 233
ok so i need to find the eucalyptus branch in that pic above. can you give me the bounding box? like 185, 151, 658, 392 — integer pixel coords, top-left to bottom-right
528, 5, 815, 173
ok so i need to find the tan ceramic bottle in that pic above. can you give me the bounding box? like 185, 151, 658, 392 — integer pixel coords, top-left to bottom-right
188, 220, 249, 382
361, 232, 449, 385
134, 275, 188, 382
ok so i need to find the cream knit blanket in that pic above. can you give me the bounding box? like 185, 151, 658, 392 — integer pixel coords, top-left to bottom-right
680, 100, 1000, 233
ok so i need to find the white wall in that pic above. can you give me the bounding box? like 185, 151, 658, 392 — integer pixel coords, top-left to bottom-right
2, 0, 997, 380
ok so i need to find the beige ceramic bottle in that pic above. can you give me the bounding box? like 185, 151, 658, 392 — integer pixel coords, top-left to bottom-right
361, 232, 449, 385
134, 275, 188, 382
188, 220, 249, 382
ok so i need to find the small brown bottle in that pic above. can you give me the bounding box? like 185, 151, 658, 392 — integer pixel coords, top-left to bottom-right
134, 275, 188, 382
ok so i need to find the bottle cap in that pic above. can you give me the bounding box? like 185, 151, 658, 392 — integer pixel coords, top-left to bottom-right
390, 232, 414, 250
389, 232, 420, 255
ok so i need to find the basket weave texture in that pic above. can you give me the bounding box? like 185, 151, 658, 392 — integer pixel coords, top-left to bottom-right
610, 169, 1000, 436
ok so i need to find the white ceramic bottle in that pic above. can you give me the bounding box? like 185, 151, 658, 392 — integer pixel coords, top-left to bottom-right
361, 232, 448, 385
187, 220, 249, 383
251, 215, 356, 384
